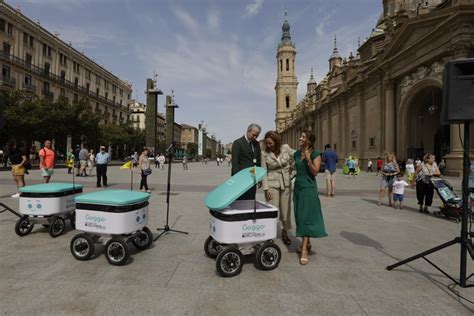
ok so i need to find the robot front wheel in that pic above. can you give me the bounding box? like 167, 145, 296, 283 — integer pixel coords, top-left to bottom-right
216, 246, 243, 277
254, 241, 281, 271
70, 233, 95, 261
105, 238, 130, 266
15, 216, 34, 236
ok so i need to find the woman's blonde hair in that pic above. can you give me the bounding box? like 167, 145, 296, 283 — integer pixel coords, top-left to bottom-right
385, 153, 397, 163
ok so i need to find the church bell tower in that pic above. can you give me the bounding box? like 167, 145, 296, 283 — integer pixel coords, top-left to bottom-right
275, 10, 298, 133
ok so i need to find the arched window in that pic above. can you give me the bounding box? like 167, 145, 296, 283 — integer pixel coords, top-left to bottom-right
286, 59, 289, 71
286, 96, 290, 108
280, 59, 282, 72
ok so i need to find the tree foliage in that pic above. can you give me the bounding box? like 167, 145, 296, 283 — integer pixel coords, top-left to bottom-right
0, 91, 148, 158
186, 142, 198, 158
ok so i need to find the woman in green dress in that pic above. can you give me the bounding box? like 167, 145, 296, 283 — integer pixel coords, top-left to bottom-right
293, 130, 327, 265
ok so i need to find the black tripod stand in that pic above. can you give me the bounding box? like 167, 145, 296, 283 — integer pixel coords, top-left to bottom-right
387, 123, 474, 288
154, 144, 188, 241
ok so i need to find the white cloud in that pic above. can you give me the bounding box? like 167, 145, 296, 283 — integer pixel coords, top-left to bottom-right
245, 0, 264, 17
44, 24, 117, 49
20, 0, 94, 12
173, 6, 199, 34
315, 12, 332, 37
208, 8, 220, 32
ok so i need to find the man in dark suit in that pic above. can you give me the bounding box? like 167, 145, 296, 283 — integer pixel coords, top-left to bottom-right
231, 123, 262, 200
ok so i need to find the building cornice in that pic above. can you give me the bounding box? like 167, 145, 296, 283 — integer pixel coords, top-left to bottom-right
0, 1, 132, 90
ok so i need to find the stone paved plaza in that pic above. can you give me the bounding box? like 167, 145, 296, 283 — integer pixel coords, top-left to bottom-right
0, 162, 473, 315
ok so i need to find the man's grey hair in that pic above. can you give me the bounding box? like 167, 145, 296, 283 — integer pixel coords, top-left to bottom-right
247, 123, 261, 133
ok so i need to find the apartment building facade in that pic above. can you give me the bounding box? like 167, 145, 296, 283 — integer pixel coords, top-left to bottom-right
0, 2, 132, 125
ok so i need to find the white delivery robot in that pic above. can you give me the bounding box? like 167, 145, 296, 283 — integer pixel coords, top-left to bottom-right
16, 183, 83, 237
204, 166, 281, 277
71, 190, 153, 266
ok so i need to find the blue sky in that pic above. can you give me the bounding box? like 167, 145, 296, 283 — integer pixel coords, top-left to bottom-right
10, 0, 380, 143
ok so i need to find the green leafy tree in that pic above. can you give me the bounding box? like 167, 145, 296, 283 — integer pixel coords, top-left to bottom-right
186, 142, 198, 158
1, 91, 101, 153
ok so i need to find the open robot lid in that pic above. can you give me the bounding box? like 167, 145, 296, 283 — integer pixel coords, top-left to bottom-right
204, 166, 266, 211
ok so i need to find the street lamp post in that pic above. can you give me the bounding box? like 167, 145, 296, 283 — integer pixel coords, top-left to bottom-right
145, 74, 163, 154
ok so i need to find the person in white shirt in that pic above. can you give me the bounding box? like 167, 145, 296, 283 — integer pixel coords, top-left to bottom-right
392, 173, 409, 209
367, 159, 373, 173
158, 154, 166, 170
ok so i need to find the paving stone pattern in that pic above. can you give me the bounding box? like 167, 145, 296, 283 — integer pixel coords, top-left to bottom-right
0, 163, 473, 315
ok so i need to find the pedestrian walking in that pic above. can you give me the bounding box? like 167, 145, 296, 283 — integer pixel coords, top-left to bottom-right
377, 153, 400, 206
376, 157, 383, 176
39, 140, 55, 183
322, 144, 338, 197
138, 148, 151, 193
261, 131, 295, 246
392, 173, 409, 209
293, 130, 327, 265
347, 156, 356, 179
182, 155, 188, 170
367, 159, 373, 173
87, 150, 95, 176
66, 148, 74, 174
95, 145, 110, 187
78, 145, 88, 176
159, 154, 165, 170
8, 142, 27, 198
155, 153, 160, 169
132, 151, 139, 168
231, 123, 262, 200
414, 153, 440, 213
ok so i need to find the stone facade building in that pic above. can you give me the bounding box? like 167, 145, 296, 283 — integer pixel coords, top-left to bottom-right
181, 124, 198, 150
0, 2, 132, 124
129, 100, 165, 143
277, 0, 474, 176
129, 100, 146, 130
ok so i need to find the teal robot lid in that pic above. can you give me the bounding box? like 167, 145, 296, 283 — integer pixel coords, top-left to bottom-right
204, 166, 266, 211
76, 190, 150, 206
20, 182, 84, 193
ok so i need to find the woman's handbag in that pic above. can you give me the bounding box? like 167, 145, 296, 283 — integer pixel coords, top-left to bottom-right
143, 167, 152, 176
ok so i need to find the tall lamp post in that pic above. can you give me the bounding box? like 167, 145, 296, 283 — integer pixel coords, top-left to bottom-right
165, 90, 178, 147
145, 73, 163, 154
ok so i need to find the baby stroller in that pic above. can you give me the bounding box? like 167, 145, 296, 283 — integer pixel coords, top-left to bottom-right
203, 166, 281, 277
431, 177, 463, 222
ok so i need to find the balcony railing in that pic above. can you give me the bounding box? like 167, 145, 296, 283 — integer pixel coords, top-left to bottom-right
0, 51, 127, 110
22, 82, 36, 93
0, 75, 16, 87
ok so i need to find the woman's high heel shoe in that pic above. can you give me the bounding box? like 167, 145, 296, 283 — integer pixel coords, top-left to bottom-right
299, 251, 309, 265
